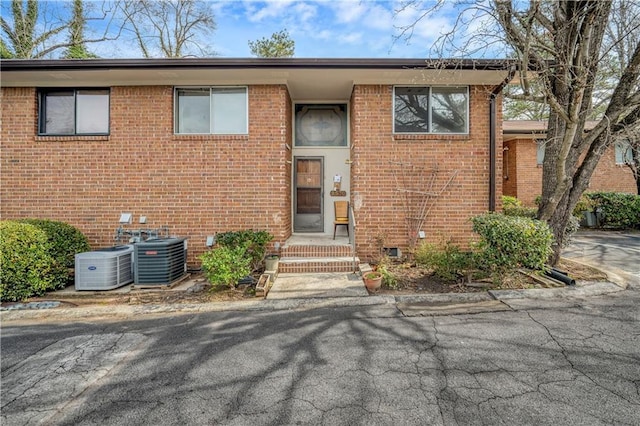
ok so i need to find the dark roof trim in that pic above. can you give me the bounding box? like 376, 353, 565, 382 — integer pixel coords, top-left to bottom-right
1, 57, 518, 72
503, 129, 547, 135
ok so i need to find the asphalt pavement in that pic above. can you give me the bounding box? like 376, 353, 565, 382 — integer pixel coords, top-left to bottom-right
2, 290, 639, 425
1, 230, 639, 425
563, 230, 640, 277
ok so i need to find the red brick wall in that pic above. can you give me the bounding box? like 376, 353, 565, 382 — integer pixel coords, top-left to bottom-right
350, 85, 501, 260
1, 85, 292, 266
506, 138, 541, 206
505, 138, 637, 207
590, 145, 637, 194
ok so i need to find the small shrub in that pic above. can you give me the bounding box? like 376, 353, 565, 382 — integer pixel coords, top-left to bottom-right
573, 194, 596, 217
215, 230, 273, 272
471, 213, 553, 274
502, 195, 537, 218
414, 240, 473, 282
502, 195, 521, 209
377, 257, 399, 289
200, 245, 251, 289
0, 221, 57, 301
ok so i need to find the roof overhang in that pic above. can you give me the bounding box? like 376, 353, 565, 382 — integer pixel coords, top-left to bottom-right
503, 120, 547, 141
503, 120, 599, 141
1, 58, 518, 101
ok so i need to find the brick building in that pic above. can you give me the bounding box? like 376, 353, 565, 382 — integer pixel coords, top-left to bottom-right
1, 58, 514, 267
503, 120, 637, 207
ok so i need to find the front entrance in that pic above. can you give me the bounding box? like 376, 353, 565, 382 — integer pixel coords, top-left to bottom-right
294, 157, 323, 232
291, 103, 350, 235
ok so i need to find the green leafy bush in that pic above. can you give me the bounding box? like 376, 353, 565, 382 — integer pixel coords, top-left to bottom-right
584, 192, 640, 229
215, 230, 273, 272
18, 219, 90, 288
376, 257, 399, 289
502, 195, 537, 218
200, 245, 251, 289
414, 240, 473, 282
573, 194, 596, 217
502, 195, 521, 209
19, 219, 90, 268
1, 221, 57, 301
503, 205, 538, 218
471, 213, 553, 273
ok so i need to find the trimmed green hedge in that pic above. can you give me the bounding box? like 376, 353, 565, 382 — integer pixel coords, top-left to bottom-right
1, 219, 91, 301
19, 219, 91, 268
1, 221, 57, 301
584, 192, 640, 229
471, 213, 553, 273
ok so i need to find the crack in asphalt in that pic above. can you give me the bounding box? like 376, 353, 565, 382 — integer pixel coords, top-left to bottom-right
1, 333, 147, 426
525, 311, 640, 409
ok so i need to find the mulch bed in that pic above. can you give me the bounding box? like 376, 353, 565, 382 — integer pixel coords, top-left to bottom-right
375, 257, 608, 295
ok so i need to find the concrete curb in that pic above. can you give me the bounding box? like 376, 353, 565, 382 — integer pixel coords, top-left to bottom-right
1, 281, 624, 324
563, 256, 639, 290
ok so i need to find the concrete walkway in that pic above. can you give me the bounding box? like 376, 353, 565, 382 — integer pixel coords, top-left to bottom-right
267, 272, 368, 299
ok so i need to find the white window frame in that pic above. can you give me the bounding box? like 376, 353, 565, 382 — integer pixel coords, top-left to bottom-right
393, 86, 469, 135
38, 88, 110, 136
536, 139, 546, 165
174, 86, 248, 135
614, 141, 633, 165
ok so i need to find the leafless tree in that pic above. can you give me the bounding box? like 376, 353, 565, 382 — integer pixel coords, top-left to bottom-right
121, 0, 216, 58
395, 0, 640, 263
1, 0, 124, 59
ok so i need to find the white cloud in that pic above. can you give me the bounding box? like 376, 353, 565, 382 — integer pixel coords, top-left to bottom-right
342, 32, 363, 44
329, 2, 393, 30
293, 2, 317, 22
332, 1, 369, 23
245, 0, 317, 23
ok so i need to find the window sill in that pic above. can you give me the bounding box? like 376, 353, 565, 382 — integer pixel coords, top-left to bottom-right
172, 134, 249, 141
393, 133, 470, 141
36, 135, 110, 142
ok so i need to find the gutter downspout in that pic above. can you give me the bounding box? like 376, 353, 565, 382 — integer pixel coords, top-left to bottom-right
489, 66, 517, 211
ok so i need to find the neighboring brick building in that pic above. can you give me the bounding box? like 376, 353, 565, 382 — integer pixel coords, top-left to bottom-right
1, 58, 513, 265
503, 120, 637, 207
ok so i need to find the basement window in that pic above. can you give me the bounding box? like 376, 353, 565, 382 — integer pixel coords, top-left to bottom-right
175, 87, 248, 135
39, 89, 110, 135
393, 86, 468, 134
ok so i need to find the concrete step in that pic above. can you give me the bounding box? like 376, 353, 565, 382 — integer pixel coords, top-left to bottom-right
279, 256, 360, 273
281, 244, 353, 258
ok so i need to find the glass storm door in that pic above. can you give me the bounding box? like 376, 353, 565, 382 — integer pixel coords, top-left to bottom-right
294, 157, 323, 232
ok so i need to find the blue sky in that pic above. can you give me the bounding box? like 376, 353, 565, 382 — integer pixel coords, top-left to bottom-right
210, 0, 476, 58
209, 0, 451, 58
2, 0, 500, 59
